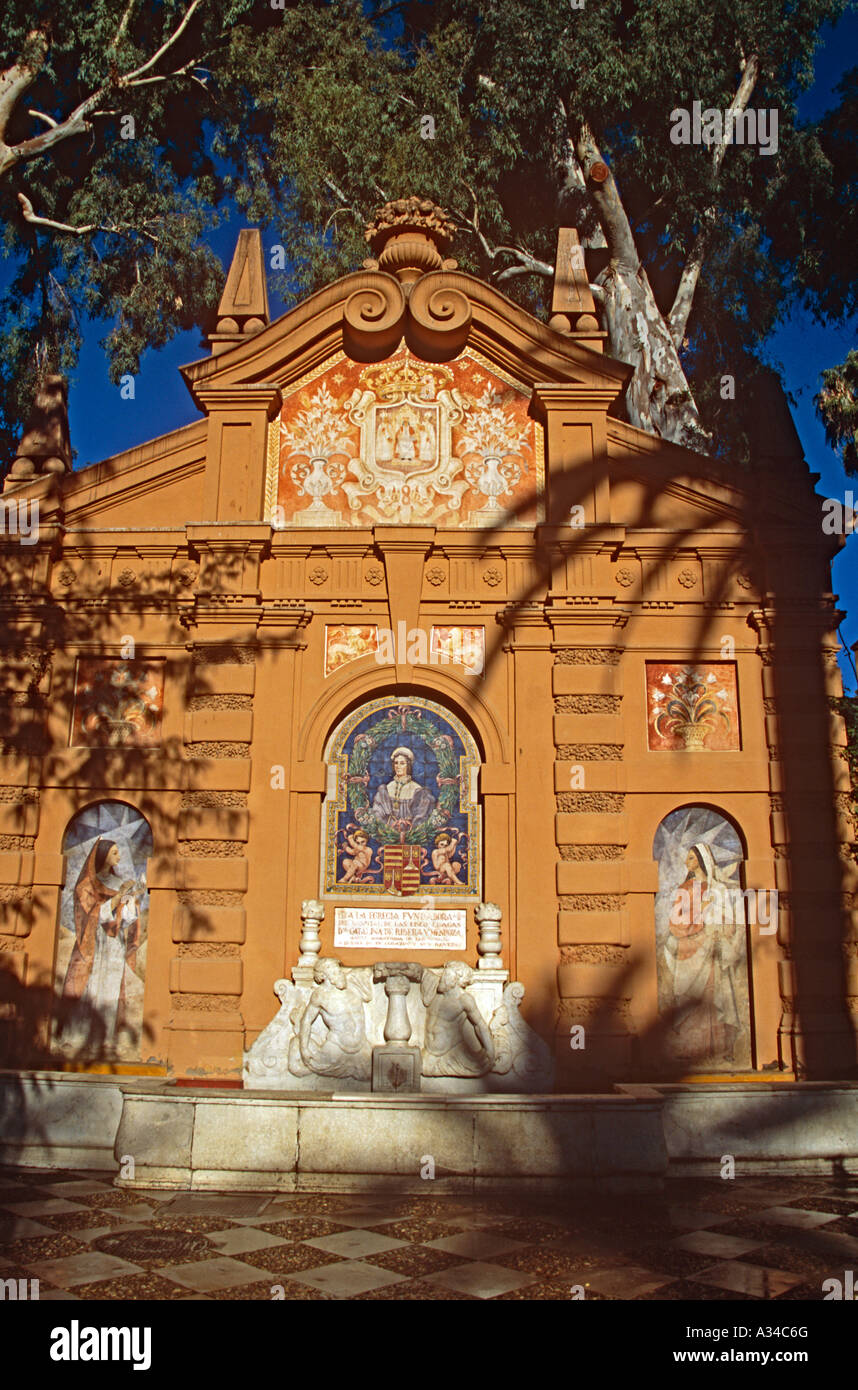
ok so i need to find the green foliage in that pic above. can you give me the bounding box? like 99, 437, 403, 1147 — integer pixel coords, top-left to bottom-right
815, 348, 858, 474
0, 0, 257, 468
1, 0, 857, 474
229, 0, 857, 461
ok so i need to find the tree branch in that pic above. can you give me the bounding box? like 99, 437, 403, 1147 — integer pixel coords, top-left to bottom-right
451, 183, 557, 286
494, 262, 552, 284
668, 53, 760, 347
718, 52, 760, 179
120, 0, 205, 83
450, 182, 497, 265
573, 121, 639, 270
17, 191, 160, 243
18, 192, 97, 235
109, 0, 138, 52
27, 109, 58, 129
0, 2, 207, 180
122, 58, 208, 88
554, 98, 607, 249
0, 30, 49, 142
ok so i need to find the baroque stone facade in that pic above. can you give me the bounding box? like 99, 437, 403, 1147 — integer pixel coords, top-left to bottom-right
0, 212, 854, 1088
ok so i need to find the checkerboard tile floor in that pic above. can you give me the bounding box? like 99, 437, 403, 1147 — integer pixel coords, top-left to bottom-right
1, 1168, 856, 1300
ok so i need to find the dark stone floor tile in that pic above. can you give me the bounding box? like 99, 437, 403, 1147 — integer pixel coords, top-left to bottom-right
626, 1243, 722, 1279
237, 1242, 343, 1275
364, 1219, 465, 1244
734, 1242, 846, 1280
73, 1272, 184, 1300
351, 1277, 478, 1300
257, 1217, 348, 1242
209, 1279, 308, 1300
492, 1243, 608, 1280
2, 1233, 86, 1264
364, 1244, 468, 1278
150, 1215, 238, 1235
647, 1278, 744, 1301
36, 1210, 128, 1234
493, 1279, 589, 1300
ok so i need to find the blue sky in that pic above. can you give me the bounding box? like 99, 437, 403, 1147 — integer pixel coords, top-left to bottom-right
54, 15, 858, 693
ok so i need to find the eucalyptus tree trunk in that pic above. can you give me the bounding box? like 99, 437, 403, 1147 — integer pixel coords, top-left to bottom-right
599, 259, 712, 452
572, 122, 711, 453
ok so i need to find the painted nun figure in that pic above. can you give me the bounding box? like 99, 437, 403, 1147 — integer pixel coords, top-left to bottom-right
370, 746, 436, 831
663, 841, 746, 1064
59, 838, 143, 1054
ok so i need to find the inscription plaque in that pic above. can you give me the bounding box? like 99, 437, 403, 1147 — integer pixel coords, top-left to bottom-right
334, 906, 467, 951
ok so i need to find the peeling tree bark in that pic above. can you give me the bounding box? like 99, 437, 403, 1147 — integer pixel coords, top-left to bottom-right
599, 259, 711, 451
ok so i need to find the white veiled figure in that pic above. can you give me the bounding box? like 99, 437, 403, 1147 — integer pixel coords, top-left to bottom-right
664, 840, 745, 1055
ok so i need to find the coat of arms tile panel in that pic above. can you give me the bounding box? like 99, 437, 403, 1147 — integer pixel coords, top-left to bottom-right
270, 348, 542, 528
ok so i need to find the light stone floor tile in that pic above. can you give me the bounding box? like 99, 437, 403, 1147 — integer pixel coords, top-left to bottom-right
289, 1260, 407, 1298
424, 1231, 527, 1260
729, 1184, 805, 1202
786, 1229, 858, 1259
667, 1206, 729, 1232
694, 1261, 806, 1298
1, 1198, 90, 1218
157, 1257, 267, 1292
317, 1211, 408, 1229
27, 1252, 144, 1288
424, 1261, 537, 1299
313, 1200, 400, 1215
206, 1228, 290, 1256
97, 1204, 157, 1223
162, 1195, 272, 1219
670, 1231, 766, 1258
431, 1212, 507, 1230
39, 1181, 115, 1198
0, 1215, 55, 1240
222, 1215, 280, 1227
758, 1206, 841, 1229
583, 1265, 674, 1298
304, 1230, 407, 1260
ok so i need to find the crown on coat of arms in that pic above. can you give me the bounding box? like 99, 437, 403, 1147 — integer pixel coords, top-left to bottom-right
360, 355, 453, 402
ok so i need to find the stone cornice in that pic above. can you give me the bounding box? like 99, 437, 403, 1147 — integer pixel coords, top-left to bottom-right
532, 382, 626, 416
191, 384, 283, 417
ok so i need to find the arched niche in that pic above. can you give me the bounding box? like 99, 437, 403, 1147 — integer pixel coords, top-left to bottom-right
53, 800, 153, 1062
321, 695, 482, 900
652, 804, 753, 1071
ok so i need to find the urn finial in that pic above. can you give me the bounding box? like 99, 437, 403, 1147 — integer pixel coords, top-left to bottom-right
364, 196, 457, 283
